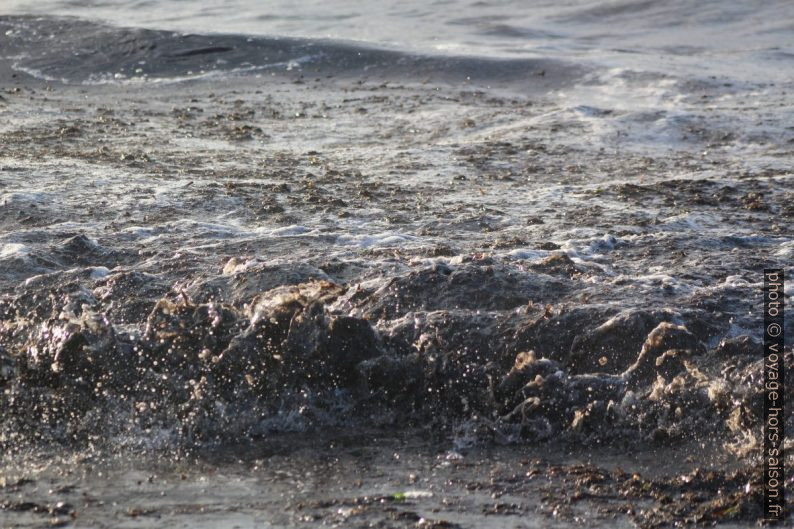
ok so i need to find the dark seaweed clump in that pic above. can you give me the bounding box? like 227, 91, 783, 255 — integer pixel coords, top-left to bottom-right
0, 258, 787, 456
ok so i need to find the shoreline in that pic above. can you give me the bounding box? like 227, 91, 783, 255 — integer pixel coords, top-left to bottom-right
0, 13, 791, 528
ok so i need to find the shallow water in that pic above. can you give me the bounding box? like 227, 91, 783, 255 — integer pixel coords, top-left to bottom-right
4, 0, 794, 81
0, 431, 757, 528
0, 2, 792, 527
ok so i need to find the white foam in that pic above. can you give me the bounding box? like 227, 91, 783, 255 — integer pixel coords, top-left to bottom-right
335, 232, 417, 248
121, 226, 157, 238
560, 233, 619, 259
719, 275, 753, 289
0, 243, 29, 259
0, 191, 51, 206
505, 248, 549, 261
609, 271, 694, 295
269, 225, 313, 237
775, 240, 794, 258
90, 266, 111, 280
